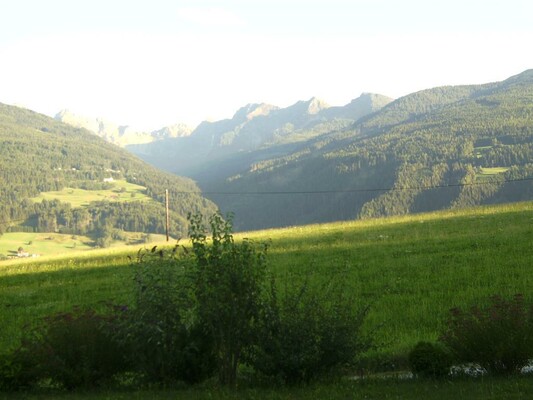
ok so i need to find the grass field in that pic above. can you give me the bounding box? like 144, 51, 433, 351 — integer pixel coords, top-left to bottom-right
0, 232, 93, 258
475, 166, 510, 182
250, 202, 533, 355
31, 180, 153, 208
478, 167, 510, 175
0, 232, 169, 260
2, 201, 533, 367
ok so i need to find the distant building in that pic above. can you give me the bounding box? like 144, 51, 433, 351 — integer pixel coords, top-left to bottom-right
16, 247, 40, 259
17, 248, 30, 258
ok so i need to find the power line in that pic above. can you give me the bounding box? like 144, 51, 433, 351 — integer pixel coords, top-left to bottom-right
0, 176, 532, 226
175, 176, 533, 196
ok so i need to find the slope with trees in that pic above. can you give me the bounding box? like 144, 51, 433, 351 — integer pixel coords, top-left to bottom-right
0, 103, 216, 239
196, 70, 533, 230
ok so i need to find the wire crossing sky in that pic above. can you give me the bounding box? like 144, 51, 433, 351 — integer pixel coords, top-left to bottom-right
0, 0, 532, 130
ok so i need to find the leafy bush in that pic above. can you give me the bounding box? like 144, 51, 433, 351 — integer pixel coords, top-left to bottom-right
119, 246, 216, 384
121, 212, 269, 387
248, 275, 371, 384
0, 347, 40, 391
440, 294, 533, 375
0, 307, 128, 390
188, 212, 269, 386
408, 341, 452, 378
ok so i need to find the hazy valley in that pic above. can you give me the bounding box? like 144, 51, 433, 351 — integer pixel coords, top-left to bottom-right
58, 70, 533, 231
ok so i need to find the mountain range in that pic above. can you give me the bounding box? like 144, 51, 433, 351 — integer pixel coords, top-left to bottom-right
54, 110, 192, 147
6, 70, 533, 234
125, 93, 393, 176
123, 70, 533, 231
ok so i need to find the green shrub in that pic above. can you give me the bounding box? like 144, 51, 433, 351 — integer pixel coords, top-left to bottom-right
95, 235, 112, 248
188, 212, 269, 386
440, 294, 533, 375
119, 246, 216, 384
0, 347, 40, 391
408, 341, 452, 378
248, 275, 371, 384
1, 307, 128, 390
121, 212, 269, 387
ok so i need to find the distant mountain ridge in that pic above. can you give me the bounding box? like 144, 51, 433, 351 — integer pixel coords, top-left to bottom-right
204, 69, 533, 230
126, 93, 394, 175
123, 69, 533, 231
54, 110, 192, 147
48, 71, 533, 232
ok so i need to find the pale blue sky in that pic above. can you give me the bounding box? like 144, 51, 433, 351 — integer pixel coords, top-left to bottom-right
0, 0, 532, 129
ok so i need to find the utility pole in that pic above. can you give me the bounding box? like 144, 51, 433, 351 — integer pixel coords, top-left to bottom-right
165, 189, 170, 242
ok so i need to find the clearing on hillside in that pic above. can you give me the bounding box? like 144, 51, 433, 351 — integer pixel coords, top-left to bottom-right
31, 179, 153, 208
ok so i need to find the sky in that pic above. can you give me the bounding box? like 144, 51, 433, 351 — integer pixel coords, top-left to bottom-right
0, 0, 532, 130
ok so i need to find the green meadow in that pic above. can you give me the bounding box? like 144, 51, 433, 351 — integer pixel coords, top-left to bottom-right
0, 231, 168, 260
246, 202, 533, 362
0, 232, 93, 257
2, 201, 533, 396
478, 167, 510, 175
475, 166, 510, 182
31, 179, 153, 208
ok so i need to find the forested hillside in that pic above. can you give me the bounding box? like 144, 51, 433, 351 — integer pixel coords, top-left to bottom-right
197, 70, 533, 230
0, 103, 216, 240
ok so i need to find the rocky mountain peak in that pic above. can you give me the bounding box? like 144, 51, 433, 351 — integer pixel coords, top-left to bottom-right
232, 103, 278, 122
306, 97, 330, 114
55, 110, 191, 147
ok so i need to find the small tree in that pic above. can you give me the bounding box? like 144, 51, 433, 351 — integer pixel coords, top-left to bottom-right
188, 212, 268, 386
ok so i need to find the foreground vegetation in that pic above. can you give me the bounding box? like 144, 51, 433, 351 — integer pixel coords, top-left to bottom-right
2, 202, 533, 395
3, 377, 533, 400
253, 201, 533, 364
2, 202, 533, 359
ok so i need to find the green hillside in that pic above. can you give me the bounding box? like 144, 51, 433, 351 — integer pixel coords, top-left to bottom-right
0, 103, 217, 240
2, 201, 533, 363
201, 70, 533, 230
